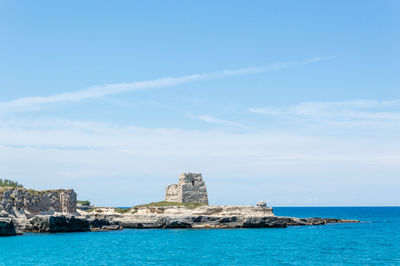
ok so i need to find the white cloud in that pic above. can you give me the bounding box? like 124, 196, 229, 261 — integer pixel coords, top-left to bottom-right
2, 56, 399, 206
0, 56, 333, 113
250, 99, 400, 124
0, 117, 399, 206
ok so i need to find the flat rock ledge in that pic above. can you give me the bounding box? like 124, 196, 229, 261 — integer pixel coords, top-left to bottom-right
112, 215, 359, 229
79, 206, 359, 229
0, 214, 359, 235
0, 205, 360, 236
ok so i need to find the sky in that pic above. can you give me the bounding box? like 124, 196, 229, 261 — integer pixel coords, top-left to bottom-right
0, 0, 399, 206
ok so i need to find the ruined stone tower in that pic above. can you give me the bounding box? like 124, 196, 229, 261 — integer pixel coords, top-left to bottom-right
165, 173, 209, 205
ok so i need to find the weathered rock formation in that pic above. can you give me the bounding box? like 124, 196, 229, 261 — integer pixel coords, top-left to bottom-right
80, 205, 359, 229
0, 173, 361, 235
0, 218, 19, 236
132, 205, 274, 216
87, 217, 121, 231
24, 215, 121, 233
165, 173, 208, 204
0, 188, 77, 216
0, 188, 123, 235
28, 215, 90, 233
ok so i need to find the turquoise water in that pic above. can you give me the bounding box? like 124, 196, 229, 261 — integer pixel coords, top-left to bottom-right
1, 207, 399, 265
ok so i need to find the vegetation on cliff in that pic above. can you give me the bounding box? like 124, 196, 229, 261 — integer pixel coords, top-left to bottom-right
0, 179, 23, 188
0, 185, 72, 197
77, 200, 91, 206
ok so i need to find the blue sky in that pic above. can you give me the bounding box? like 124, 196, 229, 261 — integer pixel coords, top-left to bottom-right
0, 0, 399, 206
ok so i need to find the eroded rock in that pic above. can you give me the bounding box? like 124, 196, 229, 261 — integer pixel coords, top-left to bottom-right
88, 218, 121, 231
0, 218, 18, 236
0, 188, 77, 216
28, 215, 90, 233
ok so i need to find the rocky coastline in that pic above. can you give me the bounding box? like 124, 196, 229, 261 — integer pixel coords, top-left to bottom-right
79, 205, 359, 229
0, 197, 359, 236
0, 173, 360, 236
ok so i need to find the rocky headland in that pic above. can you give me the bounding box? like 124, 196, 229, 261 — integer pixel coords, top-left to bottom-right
0, 173, 359, 236
0, 187, 120, 236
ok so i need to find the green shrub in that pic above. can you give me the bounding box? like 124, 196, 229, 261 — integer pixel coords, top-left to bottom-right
77, 200, 91, 206
114, 208, 131, 214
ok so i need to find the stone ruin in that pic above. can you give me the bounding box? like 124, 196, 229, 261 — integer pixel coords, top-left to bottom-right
165, 173, 209, 205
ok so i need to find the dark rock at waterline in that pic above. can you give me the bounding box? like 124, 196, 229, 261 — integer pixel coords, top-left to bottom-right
117, 215, 359, 229
242, 216, 287, 228
27, 215, 122, 233
118, 215, 288, 229
164, 217, 193, 228
87, 218, 121, 231
2, 214, 360, 234
0, 218, 19, 236
281, 217, 360, 226
29, 215, 90, 233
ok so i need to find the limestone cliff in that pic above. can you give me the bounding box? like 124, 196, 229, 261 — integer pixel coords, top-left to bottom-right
0, 188, 77, 216
165, 173, 208, 204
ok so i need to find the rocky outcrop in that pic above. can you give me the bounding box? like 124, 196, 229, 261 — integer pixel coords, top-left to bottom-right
0, 174, 360, 235
0, 188, 119, 235
87, 218, 121, 231
0, 218, 19, 236
28, 215, 90, 233
191, 205, 274, 217
165, 173, 208, 204
0, 188, 77, 216
86, 205, 274, 217
122, 215, 357, 229
281, 217, 360, 226
24, 215, 121, 233
84, 213, 358, 229
81, 205, 359, 229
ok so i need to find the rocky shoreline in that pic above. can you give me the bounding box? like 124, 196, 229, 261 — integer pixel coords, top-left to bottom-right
77, 205, 359, 229
95, 214, 359, 229
0, 206, 359, 236
0, 174, 360, 236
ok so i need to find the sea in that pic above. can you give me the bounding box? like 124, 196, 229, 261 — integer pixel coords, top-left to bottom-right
0, 207, 399, 265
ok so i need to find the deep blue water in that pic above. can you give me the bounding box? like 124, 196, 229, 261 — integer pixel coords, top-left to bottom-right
1, 207, 399, 265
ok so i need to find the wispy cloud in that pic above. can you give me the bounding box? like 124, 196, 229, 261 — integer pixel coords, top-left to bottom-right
0, 56, 333, 113
190, 114, 249, 129
250, 99, 400, 124
1, 117, 399, 206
